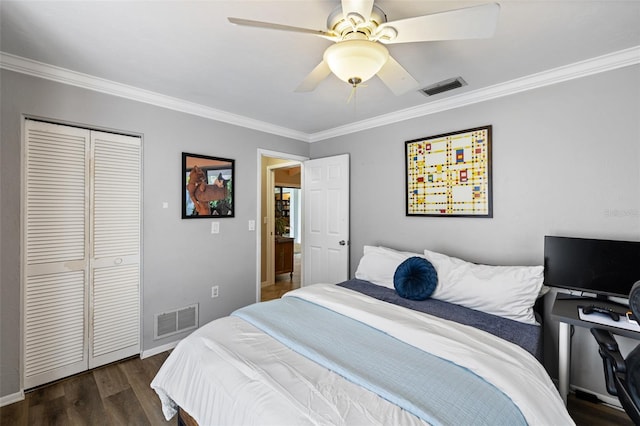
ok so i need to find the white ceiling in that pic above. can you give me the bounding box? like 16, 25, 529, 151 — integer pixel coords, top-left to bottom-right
1, 1, 639, 141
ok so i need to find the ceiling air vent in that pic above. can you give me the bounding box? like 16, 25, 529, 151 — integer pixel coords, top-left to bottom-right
420, 77, 467, 97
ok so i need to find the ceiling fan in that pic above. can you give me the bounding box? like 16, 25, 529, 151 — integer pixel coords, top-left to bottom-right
228, 1, 500, 95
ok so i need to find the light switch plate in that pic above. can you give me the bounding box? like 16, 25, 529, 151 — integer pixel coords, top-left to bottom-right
248, 220, 255, 231
211, 222, 220, 234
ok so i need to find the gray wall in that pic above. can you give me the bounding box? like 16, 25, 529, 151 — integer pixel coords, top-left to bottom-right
310, 64, 640, 397
2, 63, 639, 401
0, 70, 310, 398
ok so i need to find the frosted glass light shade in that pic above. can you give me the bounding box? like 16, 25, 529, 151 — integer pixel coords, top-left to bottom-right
323, 40, 389, 85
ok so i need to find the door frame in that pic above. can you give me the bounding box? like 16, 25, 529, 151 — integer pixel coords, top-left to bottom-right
255, 149, 308, 302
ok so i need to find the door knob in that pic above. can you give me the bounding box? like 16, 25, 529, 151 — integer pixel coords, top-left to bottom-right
339, 240, 347, 246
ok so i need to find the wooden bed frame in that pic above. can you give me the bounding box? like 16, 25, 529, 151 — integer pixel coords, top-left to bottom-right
178, 408, 198, 426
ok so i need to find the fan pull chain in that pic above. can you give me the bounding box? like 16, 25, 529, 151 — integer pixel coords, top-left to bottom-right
347, 85, 357, 104
353, 85, 358, 115
346, 83, 366, 116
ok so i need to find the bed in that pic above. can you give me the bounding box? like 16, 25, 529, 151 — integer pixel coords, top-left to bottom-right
151, 246, 574, 425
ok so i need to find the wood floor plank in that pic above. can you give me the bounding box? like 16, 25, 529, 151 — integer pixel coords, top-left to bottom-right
0, 398, 28, 426
27, 396, 69, 426
93, 362, 131, 400
62, 371, 110, 426
568, 393, 633, 426
27, 381, 65, 407
103, 388, 150, 426
118, 357, 173, 425
140, 353, 168, 384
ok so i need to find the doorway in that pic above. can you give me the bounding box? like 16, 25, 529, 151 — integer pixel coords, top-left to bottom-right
256, 151, 350, 302
257, 150, 307, 302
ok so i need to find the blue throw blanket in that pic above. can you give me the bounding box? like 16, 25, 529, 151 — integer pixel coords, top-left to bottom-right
233, 296, 526, 426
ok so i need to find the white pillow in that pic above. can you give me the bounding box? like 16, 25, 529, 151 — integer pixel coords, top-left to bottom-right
424, 249, 544, 325
355, 246, 423, 289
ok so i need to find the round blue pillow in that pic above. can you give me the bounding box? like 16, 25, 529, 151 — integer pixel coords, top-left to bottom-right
393, 256, 438, 300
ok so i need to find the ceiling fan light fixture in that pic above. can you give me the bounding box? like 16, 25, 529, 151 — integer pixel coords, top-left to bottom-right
323, 40, 389, 86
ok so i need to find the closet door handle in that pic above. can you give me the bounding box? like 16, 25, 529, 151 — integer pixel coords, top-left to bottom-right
114, 258, 123, 265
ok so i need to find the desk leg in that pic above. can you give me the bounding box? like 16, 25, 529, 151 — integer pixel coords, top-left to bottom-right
558, 322, 571, 405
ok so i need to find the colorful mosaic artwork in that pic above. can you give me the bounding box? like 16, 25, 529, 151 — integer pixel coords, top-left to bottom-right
405, 126, 492, 217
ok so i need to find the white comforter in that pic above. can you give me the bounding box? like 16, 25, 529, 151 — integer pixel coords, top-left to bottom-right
151, 284, 574, 426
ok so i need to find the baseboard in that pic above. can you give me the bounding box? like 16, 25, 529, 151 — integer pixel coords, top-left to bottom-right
141, 340, 180, 359
570, 384, 623, 410
0, 390, 24, 407
553, 378, 625, 411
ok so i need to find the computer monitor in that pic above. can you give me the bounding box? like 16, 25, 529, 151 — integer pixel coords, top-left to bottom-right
544, 235, 640, 299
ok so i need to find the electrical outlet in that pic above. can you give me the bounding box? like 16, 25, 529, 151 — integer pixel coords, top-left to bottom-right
211, 285, 219, 298
248, 220, 255, 231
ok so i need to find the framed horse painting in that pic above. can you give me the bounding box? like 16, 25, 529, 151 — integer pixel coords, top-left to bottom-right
182, 152, 235, 219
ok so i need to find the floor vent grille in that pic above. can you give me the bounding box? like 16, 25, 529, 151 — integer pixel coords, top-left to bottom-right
154, 304, 198, 339
420, 77, 467, 96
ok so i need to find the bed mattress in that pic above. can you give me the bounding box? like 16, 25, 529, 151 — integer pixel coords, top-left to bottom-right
151, 283, 572, 425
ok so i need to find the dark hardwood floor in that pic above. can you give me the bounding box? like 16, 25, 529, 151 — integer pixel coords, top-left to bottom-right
0, 352, 175, 426
0, 350, 633, 425
567, 393, 633, 426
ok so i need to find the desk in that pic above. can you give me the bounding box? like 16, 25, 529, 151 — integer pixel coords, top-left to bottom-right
551, 294, 640, 405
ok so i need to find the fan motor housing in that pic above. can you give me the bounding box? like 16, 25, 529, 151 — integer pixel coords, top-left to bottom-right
327, 4, 387, 40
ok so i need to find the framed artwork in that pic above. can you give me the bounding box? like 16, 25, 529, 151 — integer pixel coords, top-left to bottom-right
182, 152, 235, 218
405, 125, 492, 217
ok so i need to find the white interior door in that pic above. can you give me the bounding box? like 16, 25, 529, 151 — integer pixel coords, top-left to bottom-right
303, 154, 350, 285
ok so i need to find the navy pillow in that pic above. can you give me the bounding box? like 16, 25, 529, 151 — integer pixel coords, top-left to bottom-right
393, 256, 438, 301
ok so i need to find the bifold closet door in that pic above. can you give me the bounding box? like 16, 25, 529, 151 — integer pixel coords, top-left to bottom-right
89, 131, 140, 368
23, 120, 141, 389
23, 121, 91, 389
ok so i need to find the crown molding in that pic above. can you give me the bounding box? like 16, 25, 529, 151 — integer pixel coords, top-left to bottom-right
308, 45, 640, 142
0, 52, 310, 142
2, 46, 639, 144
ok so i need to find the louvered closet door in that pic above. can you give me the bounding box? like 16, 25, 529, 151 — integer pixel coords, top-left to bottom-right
23, 121, 141, 389
23, 120, 91, 389
89, 131, 141, 368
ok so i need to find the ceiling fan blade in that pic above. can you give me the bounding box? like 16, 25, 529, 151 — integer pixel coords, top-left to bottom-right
375, 3, 500, 44
295, 61, 332, 92
228, 17, 338, 40
341, 0, 375, 24
376, 55, 420, 96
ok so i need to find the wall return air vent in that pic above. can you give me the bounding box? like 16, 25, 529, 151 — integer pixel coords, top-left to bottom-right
154, 304, 198, 339
420, 77, 467, 96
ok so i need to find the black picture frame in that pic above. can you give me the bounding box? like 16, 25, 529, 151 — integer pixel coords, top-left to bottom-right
405, 125, 492, 218
182, 152, 235, 219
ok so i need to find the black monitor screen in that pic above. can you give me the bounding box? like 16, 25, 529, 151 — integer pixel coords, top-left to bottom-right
544, 235, 640, 299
